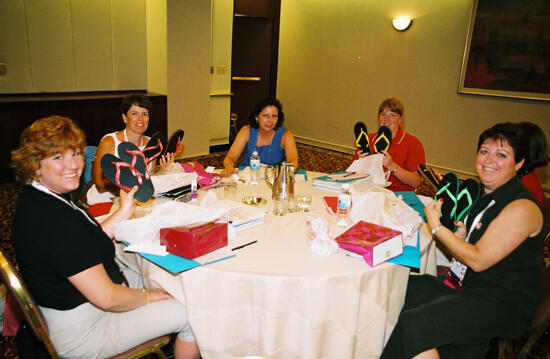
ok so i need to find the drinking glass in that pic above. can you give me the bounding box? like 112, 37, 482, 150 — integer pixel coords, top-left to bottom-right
295, 194, 312, 212
273, 197, 288, 216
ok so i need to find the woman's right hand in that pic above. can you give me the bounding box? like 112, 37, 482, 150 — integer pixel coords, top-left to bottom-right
148, 288, 174, 302
357, 150, 370, 158
221, 164, 236, 177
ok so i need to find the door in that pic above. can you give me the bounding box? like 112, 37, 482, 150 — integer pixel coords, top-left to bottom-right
231, 16, 273, 130
230, 0, 281, 134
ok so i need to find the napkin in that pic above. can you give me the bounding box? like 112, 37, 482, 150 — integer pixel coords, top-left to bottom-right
114, 200, 226, 255
308, 216, 338, 256
350, 191, 422, 247
151, 171, 197, 195
346, 154, 387, 186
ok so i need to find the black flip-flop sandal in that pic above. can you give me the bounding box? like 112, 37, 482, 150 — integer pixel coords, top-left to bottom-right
434, 172, 459, 230
165, 129, 184, 156
354, 122, 371, 155
455, 179, 480, 222
118, 142, 151, 180
142, 131, 167, 163
374, 126, 392, 153
428, 167, 442, 184
100, 153, 154, 202
418, 164, 440, 191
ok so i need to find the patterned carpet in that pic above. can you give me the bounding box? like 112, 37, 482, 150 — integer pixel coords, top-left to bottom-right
0, 143, 548, 358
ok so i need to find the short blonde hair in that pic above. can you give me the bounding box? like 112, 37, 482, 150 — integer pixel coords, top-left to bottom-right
11, 116, 86, 183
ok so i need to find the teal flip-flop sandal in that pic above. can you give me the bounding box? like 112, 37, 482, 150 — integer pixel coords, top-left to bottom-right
434, 172, 459, 230
455, 178, 480, 222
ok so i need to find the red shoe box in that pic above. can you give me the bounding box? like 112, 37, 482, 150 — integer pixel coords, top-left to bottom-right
160, 222, 228, 259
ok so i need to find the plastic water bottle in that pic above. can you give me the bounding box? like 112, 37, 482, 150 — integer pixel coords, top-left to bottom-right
250, 150, 260, 184
337, 184, 352, 226
191, 179, 198, 201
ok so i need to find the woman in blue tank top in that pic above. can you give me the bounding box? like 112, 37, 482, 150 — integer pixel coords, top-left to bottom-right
222, 97, 298, 176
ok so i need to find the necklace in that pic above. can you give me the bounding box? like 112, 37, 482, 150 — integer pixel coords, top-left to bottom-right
123, 129, 143, 148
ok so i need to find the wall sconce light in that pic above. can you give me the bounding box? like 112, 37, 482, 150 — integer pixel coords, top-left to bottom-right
392, 16, 412, 31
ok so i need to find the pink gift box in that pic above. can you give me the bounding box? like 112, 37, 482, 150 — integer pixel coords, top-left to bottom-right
335, 220, 403, 267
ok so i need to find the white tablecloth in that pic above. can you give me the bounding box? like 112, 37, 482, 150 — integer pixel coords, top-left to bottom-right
116, 172, 437, 359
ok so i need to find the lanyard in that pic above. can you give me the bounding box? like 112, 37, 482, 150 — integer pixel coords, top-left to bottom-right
31, 182, 98, 227
464, 199, 496, 242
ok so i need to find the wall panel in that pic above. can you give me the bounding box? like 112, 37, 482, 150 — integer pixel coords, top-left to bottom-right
0, 0, 33, 93
26, 0, 75, 91
111, 0, 147, 90
72, 0, 114, 90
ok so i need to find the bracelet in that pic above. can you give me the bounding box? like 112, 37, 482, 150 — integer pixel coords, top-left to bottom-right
392, 165, 398, 174
142, 288, 151, 304
431, 225, 441, 236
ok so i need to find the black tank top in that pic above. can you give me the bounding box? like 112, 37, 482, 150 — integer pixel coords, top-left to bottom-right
463, 176, 543, 322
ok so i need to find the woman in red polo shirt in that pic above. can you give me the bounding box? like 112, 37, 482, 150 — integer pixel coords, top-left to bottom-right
353, 98, 425, 192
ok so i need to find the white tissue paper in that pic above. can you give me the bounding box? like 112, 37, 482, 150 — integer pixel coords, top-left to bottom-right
350, 191, 422, 247
151, 171, 198, 195
346, 153, 388, 186
308, 216, 338, 256
114, 200, 227, 255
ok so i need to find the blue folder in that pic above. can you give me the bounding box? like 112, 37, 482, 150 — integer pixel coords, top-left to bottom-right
123, 243, 235, 274
387, 191, 426, 269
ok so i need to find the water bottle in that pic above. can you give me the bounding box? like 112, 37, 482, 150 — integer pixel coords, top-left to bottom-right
337, 184, 352, 226
250, 150, 260, 184
191, 179, 198, 201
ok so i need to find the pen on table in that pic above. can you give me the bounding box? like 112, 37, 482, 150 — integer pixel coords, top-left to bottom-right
343, 171, 356, 178
231, 240, 258, 251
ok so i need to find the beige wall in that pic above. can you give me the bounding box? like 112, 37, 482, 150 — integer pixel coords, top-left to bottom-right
146, 0, 167, 94
167, 0, 211, 157
277, 0, 550, 187
0, 0, 147, 93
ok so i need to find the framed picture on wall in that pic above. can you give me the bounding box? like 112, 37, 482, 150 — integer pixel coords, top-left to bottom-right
458, 0, 550, 101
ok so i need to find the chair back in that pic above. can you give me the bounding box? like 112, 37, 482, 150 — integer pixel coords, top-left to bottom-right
83, 145, 98, 185
0, 251, 59, 359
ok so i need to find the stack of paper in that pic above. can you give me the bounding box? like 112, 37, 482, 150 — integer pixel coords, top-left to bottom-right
313, 171, 369, 191
222, 200, 266, 230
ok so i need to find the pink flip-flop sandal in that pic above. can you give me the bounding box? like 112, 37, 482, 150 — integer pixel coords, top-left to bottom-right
100, 153, 154, 202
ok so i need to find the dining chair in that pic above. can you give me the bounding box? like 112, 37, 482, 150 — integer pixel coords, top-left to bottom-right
83, 145, 98, 185
515, 262, 550, 359
495, 231, 550, 359
0, 250, 172, 359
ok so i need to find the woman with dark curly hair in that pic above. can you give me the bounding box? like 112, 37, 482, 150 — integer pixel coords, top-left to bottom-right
11, 116, 199, 359
381, 122, 543, 359
222, 97, 298, 176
